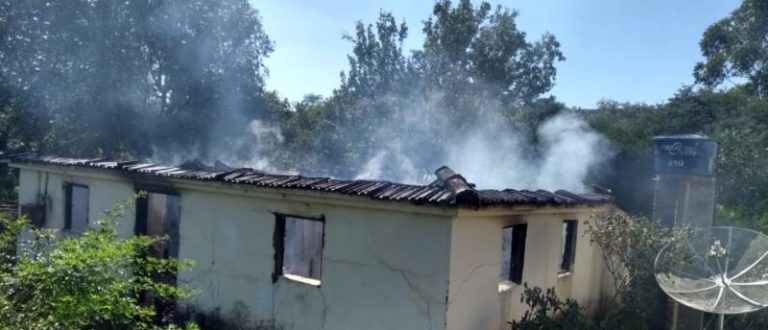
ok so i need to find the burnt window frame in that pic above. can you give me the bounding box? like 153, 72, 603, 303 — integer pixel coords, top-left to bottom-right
272, 213, 326, 286
133, 185, 182, 319
502, 223, 527, 284
64, 183, 89, 233
133, 185, 181, 259
559, 220, 578, 274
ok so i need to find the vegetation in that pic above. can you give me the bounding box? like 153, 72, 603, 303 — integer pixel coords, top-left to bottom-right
695, 0, 768, 96
511, 212, 690, 330
0, 199, 195, 329
586, 211, 689, 329
0, 0, 274, 160
514, 211, 764, 330
511, 284, 598, 330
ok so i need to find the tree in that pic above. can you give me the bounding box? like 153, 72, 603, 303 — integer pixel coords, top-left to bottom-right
511, 284, 598, 330
695, 0, 768, 96
415, 0, 564, 107
146, 0, 274, 161
0, 198, 195, 329
337, 12, 410, 100
0, 0, 273, 161
274, 1, 568, 180
586, 211, 689, 329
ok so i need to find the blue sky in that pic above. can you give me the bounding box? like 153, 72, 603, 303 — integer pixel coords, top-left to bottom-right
253, 0, 739, 108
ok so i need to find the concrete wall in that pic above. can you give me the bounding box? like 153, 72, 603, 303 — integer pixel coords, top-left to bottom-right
16, 164, 612, 330
178, 189, 452, 330
17, 168, 136, 238
445, 214, 506, 330
555, 211, 609, 313
16, 165, 453, 330
446, 208, 611, 330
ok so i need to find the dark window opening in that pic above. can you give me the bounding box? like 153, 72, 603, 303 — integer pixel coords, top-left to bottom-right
135, 191, 181, 259
21, 204, 46, 228
64, 184, 89, 233
135, 190, 181, 322
273, 214, 324, 285
501, 223, 527, 284
560, 220, 578, 273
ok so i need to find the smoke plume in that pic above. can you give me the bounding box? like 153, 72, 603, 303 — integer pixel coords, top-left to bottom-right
347, 97, 612, 192
0, 1, 614, 193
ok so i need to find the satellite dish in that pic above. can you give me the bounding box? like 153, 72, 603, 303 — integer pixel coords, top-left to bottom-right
655, 226, 768, 330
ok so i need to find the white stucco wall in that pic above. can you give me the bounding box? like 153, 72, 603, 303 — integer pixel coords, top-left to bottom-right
17, 167, 136, 237
446, 208, 612, 330
176, 188, 454, 330
15, 164, 454, 330
14, 164, 614, 330
445, 214, 505, 330
555, 211, 609, 313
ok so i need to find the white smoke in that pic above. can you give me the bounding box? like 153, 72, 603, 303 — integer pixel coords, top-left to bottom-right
248, 120, 284, 144
356, 110, 612, 193
535, 112, 609, 191
355, 142, 421, 183
455, 112, 611, 192
236, 119, 288, 172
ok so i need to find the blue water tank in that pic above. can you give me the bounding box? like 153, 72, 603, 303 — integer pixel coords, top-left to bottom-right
653, 135, 718, 176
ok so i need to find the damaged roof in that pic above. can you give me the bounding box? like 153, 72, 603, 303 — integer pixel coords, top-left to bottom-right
3, 154, 610, 209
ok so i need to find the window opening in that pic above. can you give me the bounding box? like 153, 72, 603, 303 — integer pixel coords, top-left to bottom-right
274, 215, 324, 286
501, 223, 527, 284
65, 184, 89, 233
560, 220, 578, 273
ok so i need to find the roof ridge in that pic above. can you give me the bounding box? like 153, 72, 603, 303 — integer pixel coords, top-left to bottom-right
4, 154, 611, 208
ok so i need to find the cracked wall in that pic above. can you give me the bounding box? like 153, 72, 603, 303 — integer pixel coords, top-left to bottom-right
176, 189, 453, 330
18, 166, 454, 330
446, 215, 505, 330
16, 165, 612, 330
446, 209, 613, 330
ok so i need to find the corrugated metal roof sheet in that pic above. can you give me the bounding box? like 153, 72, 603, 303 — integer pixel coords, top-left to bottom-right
4, 153, 611, 209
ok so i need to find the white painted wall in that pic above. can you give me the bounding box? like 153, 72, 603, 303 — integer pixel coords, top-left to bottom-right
16, 165, 453, 329
15, 164, 613, 330
446, 208, 612, 330
446, 214, 505, 330
17, 168, 136, 238
556, 211, 609, 313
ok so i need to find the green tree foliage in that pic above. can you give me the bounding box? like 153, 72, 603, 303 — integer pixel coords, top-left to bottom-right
146, 1, 274, 160
511, 284, 598, 330
695, 0, 768, 96
413, 0, 564, 132
417, 1, 564, 106
585, 211, 690, 330
337, 13, 410, 100
587, 88, 768, 224
0, 200, 195, 329
277, 1, 566, 179
0, 0, 273, 160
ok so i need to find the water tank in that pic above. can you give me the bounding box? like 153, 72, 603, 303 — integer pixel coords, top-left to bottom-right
653, 135, 718, 176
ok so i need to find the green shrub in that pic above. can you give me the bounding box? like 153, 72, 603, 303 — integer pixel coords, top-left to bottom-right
0, 197, 196, 330
511, 284, 598, 330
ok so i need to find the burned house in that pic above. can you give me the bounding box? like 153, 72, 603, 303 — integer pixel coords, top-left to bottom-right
6, 154, 615, 330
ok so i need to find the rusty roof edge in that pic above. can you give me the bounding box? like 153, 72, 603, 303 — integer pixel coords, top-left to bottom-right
9, 161, 461, 216
455, 203, 615, 217
5, 154, 612, 210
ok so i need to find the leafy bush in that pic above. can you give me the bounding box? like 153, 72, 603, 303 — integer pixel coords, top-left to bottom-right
511, 284, 598, 330
586, 210, 691, 329
511, 212, 693, 330
0, 198, 197, 330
